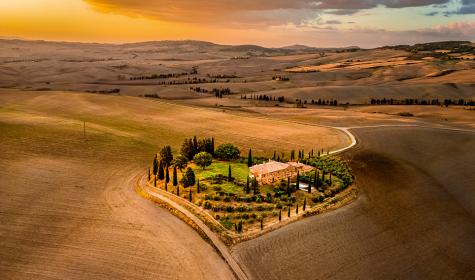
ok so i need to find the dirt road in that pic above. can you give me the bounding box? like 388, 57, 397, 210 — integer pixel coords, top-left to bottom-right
233, 126, 475, 279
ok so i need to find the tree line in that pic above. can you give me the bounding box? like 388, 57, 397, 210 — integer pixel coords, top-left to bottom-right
370, 98, 475, 106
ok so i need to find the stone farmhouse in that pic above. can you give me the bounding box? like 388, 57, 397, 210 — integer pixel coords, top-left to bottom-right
249, 160, 314, 184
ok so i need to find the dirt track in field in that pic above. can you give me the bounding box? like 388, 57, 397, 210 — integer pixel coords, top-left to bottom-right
233, 127, 475, 279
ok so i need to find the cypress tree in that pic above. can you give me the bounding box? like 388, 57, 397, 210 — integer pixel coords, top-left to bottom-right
273, 151, 276, 160
252, 178, 259, 195
311, 149, 314, 157
329, 171, 333, 185
165, 182, 168, 191
247, 149, 253, 167
173, 165, 178, 186
165, 165, 170, 183
303, 198, 307, 211
176, 185, 180, 196
148, 168, 150, 181
318, 150, 321, 157
260, 218, 264, 230
308, 180, 312, 194
322, 170, 325, 186
228, 164, 232, 182
279, 209, 282, 222
189, 187, 192, 202
154, 177, 157, 187
158, 161, 165, 180
296, 204, 299, 215
287, 177, 291, 196
288, 206, 291, 218
197, 179, 200, 193
152, 155, 158, 175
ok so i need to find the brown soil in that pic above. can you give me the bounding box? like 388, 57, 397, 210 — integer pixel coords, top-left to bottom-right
232, 127, 475, 279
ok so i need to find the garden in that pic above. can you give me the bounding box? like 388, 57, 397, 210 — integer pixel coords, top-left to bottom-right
148, 136, 356, 238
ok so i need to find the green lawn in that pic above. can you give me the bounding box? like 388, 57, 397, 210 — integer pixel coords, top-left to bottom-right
193, 161, 249, 181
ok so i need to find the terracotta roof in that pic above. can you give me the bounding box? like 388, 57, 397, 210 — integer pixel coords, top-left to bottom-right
250, 160, 289, 175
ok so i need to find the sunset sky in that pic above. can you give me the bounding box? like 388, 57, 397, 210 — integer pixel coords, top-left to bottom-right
1, 0, 474, 47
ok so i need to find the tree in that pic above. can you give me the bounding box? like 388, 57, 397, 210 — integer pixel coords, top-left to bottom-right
211, 137, 215, 156
181, 138, 196, 160
193, 152, 212, 169
290, 150, 295, 161
252, 178, 259, 195
165, 165, 170, 183
228, 165, 232, 182
287, 177, 291, 196
160, 146, 173, 167
215, 143, 240, 161
173, 165, 178, 186
279, 209, 282, 221
247, 149, 253, 167
296, 204, 299, 215
260, 217, 264, 230
189, 187, 192, 202
158, 161, 165, 180
303, 198, 307, 211
152, 155, 158, 175
182, 167, 196, 187
287, 206, 291, 218
148, 167, 150, 181
176, 185, 180, 196
173, 154, 188, 172
197, 179, 201, 193
154, 176, 156, 187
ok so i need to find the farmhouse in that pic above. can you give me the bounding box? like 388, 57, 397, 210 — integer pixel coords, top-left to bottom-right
250, 160, 314, 184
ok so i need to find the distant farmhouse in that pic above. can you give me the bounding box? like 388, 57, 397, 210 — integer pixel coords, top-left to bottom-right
250, 160, 314, 184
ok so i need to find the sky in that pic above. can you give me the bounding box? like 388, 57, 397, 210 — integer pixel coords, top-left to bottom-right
0, 0, 474, 47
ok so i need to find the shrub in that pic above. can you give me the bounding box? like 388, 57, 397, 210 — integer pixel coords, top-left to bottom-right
242, 213, 250, 220
250, 213, 257, 219
225, 206, 235, 212
223, 196, 231, 202
213, 195, 221, 201
213, 185, 222, 191
204, 201, 212, 209
256, 205, 265, 211
236, 205, 246, 212
215, 143, 240, 161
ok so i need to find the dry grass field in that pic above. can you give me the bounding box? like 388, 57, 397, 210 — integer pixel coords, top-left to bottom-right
233, 127, 475, 279
0, 89, 348, 279
1, 39, 474, 280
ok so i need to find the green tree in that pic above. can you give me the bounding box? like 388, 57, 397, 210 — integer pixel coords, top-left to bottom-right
193, 152, 212, 169
160, 146, 174, 167
154, 177, 156, 187
197, 179, 201, 193
158, 161, 165, 180
173, 165, 178, 186
182, 167, 196, 187
189, 187, 192, 202
247, 149, 253, 167
279, 209, 282, 221
303, 198, 307, 211
173, 154, 188, 172
152, 155, 158, 175
180, 138, 196, 160
260, 217, 264, 230
148, 167, 150, 181
176, 185, 180, 196
165, 165, 170, 183
296, 204, 299, 215
215, 143, 240, 161
252, 177, 259, 195
228, 164, 232, 182
273, 151, 276, 160
287, 206, 291, 218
